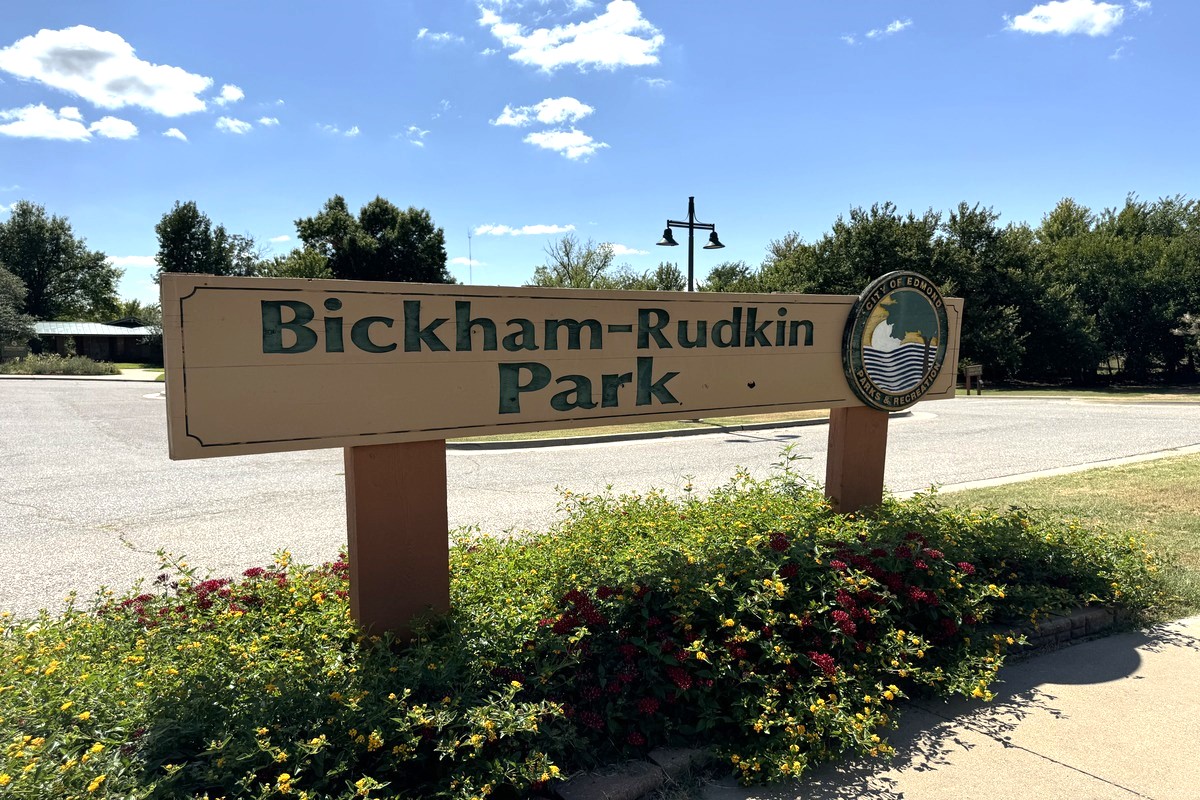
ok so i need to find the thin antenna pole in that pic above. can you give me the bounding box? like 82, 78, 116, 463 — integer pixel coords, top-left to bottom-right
467, 229, 473, 284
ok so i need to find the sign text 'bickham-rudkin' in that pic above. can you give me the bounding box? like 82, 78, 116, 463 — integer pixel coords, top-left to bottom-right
261, 299, 816, 413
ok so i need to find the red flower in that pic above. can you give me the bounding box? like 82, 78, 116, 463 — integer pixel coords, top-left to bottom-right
780, 563, 799, 579
596, 585, 617, 600
923, 548, 944, 560
913, 559, 929, 570
895, 545, 913, 559
242, 567, 266, 578
667, 667, 693, 691
636, 697, 660, 715
579, 711, 605, 730
829, 560, 848, 571
807, 652, 837, 677
831, 609, 857, 636
627, 731, 647, 747
957, 561, 977, 575
769, 533, 790, 552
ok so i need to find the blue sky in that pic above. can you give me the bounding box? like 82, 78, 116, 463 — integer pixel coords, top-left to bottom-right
0, 0, 1194, 305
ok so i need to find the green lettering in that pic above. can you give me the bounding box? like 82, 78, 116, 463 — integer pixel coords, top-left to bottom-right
677, 319, 707, 348
545, 318, 602, 351
403, 300, 448, 352
498, 362, 550, 414
351, 316, 396, 353
712, 307, 743, 348
551, 375, 597, 411
637, 308, 671, 349
636, 356, 680, 406
745, 307, 771, 347
601, 371, 633, 407
455, 301, 497, 351
261, 300, 317, 354
502, 318, 539, 351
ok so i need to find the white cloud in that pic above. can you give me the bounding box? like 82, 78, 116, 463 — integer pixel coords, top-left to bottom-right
0, 104, 91, 140
474, 223, 576, 236
479, 0, 664, 72
640, 76, 670, 88
406, 125, 430, 147
258, 116, 279, 126
523, 127, 608, 160
89, 115, 137, 139
163, 127, 187, 141
480, 47, 500, 56
214, 83, 244, 105
1007, 0, 1124, 36
450, 256, 485, 267
107, 255, 157, 269
0, 25, 212, 116
866, 19, 913, 39
416, 28, 465, 44
1131, 0, 1151, 12
269, 235, 290, 243
841, 34, 858, 45
606, 243, 648, 256
215, 116, 251, 134
319, 123, 360, 137
491, 96, 594, 127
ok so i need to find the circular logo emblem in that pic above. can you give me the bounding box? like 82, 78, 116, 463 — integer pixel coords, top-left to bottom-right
843, 271, 948, 411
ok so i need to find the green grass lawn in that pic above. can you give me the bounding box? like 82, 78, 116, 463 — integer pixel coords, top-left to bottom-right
943, 453, 1200, 614
112, 362, 163, 371
960, 384, 1200, 402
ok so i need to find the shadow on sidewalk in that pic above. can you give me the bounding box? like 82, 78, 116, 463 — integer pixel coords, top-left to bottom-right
709, 623, 1197, 799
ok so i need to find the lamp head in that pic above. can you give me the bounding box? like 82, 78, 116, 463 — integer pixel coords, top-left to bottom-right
704, 231, 725, 250
657, 227, 679, 246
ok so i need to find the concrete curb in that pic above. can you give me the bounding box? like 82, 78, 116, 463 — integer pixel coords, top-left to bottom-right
450, 412, 914, 451
552, 606, 1124, 800
0, 374, 161, 383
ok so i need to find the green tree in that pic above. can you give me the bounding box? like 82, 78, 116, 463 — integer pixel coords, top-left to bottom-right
295, 195, 452, 283
700, 261, 761, 293
616, 261, 686, 291
154, 201, 262, 279
0, 201, 121, 320
527, 235, 620, 288
258, 247, 333, 279
761, 203, 939, 294
0, 265, 35, 348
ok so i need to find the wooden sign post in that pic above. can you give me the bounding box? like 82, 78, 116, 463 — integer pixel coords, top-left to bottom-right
345, 440, 450, 636
161, 272, 960, 635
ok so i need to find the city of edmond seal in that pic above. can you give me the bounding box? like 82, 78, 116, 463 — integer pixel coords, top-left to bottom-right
842, 271, 948, 411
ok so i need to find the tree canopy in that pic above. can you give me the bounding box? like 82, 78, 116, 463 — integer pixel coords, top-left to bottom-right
0, 200, 120, 320
528, 235, 685, 291
294, 195, 452, 284
0, 266, 35, 348
155, 201, 261, 279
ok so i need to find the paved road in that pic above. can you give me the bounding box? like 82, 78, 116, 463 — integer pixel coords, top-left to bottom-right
2, 380, 1199, 617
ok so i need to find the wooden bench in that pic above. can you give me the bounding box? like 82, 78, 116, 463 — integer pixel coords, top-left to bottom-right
961, 364, 983, 395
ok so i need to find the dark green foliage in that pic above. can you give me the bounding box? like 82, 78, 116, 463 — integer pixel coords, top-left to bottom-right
528, 237, 685, 290
0, 200, 120, 320
0, 265, 34, 347
154, 201, 261, 279
725, 195, 1200, 383
295, 195, 452, 284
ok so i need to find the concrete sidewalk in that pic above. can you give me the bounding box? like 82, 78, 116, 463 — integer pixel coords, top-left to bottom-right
703, 615, 1200, 800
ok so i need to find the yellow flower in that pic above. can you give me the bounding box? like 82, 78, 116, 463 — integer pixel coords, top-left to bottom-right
77, 711, 92, 721
89, 743, 104, 753
60, 701, 74, 711
0, 774, 10, 786
367, 731, 384, 751
87, 774, 106, 793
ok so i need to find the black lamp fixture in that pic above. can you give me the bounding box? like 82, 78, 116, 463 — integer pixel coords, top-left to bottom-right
656, 196, 725, 291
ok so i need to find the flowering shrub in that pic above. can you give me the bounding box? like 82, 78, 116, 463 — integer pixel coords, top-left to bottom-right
0, 465, 1176, 798
0, 354, 120, 375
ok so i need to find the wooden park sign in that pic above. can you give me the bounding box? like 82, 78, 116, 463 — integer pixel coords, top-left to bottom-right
161, 272, 961, 634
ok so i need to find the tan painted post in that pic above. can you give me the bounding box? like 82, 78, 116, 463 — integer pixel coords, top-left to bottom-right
824, 406, 890, 513
344, 440, 450, 637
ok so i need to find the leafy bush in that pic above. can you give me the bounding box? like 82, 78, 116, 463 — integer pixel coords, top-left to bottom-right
0, 463, 1175, 799
0, 353, 120, 375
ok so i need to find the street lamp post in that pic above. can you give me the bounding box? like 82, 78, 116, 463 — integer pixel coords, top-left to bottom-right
656, 196, 725, 291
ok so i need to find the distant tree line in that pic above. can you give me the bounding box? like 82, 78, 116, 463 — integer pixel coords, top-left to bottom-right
697, 197, 1200, 383
154, 195, 453, 285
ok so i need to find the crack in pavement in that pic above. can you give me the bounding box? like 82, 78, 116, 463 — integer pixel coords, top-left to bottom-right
913, 702, 1155, 798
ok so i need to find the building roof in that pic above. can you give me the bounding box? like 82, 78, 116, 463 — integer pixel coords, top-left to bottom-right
34, 321, 156, 337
